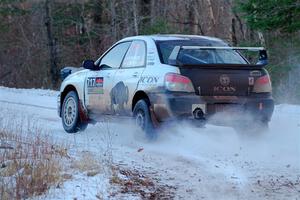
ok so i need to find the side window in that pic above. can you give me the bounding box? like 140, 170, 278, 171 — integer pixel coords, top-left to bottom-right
100, 42, 131, 69
121, 41, 146, 68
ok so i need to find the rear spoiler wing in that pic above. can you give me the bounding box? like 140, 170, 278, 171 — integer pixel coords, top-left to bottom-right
168, 46, 268, 67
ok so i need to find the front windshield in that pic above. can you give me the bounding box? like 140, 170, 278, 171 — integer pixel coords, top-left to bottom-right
157, 40, 248, 65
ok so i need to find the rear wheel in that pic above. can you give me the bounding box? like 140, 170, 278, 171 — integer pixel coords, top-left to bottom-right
61, 91, 88, 133
133, 99, 156, 139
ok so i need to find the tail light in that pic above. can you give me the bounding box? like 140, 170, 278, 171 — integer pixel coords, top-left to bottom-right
253, 74, 272, 93
164, 73, 195, 92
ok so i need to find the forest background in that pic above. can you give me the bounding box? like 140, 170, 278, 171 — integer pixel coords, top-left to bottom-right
0, 0, 299, 103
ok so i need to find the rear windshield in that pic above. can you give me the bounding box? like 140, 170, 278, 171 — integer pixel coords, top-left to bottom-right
157, 40, 248, 65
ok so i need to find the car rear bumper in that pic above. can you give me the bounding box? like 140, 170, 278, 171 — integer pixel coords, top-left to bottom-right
149, 92, 274, 123
206, 98, 274, 122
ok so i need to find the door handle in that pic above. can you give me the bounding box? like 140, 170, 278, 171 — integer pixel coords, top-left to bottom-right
132, 72, 139, 77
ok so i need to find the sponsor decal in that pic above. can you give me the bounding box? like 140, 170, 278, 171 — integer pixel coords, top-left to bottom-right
110, 81, 129, 113
147, 50, 155, 64
147, 62, 155, 65
220, 74, 230, 86
213, 86, 236, 93
139, 76, 159, 84
147, 55, 155, 59
250, 70, 262, 76
148, 48, 156, 54
249, 77, 254, 85
87, 77, 104, 94
214, 74, 236, 93
147, 55, 155, 63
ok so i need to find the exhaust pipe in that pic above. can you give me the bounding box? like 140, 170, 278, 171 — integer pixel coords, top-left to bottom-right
193, 108, 204, 120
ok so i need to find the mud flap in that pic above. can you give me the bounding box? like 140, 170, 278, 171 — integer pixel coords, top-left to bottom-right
78, 100, 89, 123
149, 106, 160, 128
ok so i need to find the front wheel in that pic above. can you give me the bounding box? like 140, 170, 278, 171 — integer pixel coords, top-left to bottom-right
61, 91, 88, 133
133, 99, 156, 138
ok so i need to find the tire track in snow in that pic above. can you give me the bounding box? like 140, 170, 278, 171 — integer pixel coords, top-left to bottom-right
0, 100, 56, 110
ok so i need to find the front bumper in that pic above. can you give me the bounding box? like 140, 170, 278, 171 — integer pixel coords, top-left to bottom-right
149, 92, 274, 122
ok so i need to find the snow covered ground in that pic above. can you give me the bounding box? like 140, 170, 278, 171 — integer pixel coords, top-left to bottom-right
0, 86, 300, 199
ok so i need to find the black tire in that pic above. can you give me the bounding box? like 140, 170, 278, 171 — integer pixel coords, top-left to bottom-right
61, 91, 88, 133
133, 99, 156, 138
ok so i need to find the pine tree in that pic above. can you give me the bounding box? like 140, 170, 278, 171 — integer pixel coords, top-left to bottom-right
236, 0, 300, 33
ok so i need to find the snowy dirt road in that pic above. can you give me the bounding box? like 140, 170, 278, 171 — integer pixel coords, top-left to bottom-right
0, 86, 300, 200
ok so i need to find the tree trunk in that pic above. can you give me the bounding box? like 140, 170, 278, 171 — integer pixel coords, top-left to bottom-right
133, 0, 139, 35
257, 31, 266, 46
150, 0, 155, 25
192, 0, 199, 34
206, 0, 216, 35
45, 0, 59, 88
231, 18, 237, 45
233, 12, 245, 41
109, 0, 117, 41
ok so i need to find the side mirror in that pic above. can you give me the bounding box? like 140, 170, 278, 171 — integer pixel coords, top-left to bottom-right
82, 60, 98, 70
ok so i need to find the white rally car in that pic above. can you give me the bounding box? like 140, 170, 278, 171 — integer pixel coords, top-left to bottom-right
58, 35, 274, 135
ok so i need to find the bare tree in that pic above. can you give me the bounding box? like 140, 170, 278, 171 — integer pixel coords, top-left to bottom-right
45, 0, 59, 88
0, 0, 256, 89
205, 0, 216, 35
132, 0, 139, 35
109, 0, 117, 41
